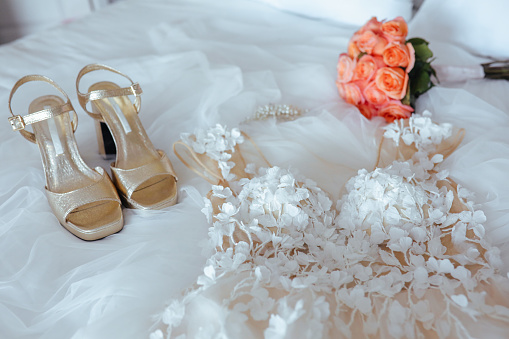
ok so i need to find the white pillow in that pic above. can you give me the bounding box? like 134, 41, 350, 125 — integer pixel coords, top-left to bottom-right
252, 0, 413, 27
410, 0, 509, 59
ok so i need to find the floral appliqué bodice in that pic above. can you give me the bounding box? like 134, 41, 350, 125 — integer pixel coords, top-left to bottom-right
153, 112, 509, 339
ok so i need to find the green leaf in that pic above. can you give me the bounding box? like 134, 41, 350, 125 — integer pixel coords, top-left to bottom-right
413, 44, 433, 61
420, 63, 431, 72
402, 84, 411, 106
357, 51, 367, 60
407, 37, 429, 46
410, 93, 417, 108
404, 36, 437, 101
408, 60, 424, 79
414, 70, 431, 95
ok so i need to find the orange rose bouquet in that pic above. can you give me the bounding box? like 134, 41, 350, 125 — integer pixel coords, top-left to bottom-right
336, 17, 435, 122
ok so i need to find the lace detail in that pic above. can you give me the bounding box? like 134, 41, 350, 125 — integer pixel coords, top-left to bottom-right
154, 113, 509, 339
180, 124, 244, 182
383, 110, 453, 151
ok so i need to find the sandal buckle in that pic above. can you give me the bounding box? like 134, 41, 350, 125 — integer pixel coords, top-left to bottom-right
9, 115, 25, 131
130, 83, 142, 96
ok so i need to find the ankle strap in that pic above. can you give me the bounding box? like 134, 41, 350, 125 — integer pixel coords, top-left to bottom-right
76, 64, 142, 121
8, 75, 78, 143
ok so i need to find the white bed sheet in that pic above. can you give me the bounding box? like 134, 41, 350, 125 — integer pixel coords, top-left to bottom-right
0, 0, 508, 338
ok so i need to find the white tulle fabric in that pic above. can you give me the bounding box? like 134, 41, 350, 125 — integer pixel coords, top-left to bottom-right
251, 0, 413, 27
151, 113, 509, 338
410, 0, 509, 59
1, 0, 509, 338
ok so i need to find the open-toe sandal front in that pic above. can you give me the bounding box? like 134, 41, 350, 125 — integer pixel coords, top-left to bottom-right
8, 75, 124, 240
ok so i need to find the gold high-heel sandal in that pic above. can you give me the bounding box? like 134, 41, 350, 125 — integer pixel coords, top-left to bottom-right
8, 75, 124, 240
76, 64, 178, 209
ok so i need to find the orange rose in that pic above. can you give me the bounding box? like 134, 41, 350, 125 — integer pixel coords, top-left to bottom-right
383, 42, 412, 68
359, 17, 382, 34
378, 100, 413, 122
375, 67, 409, 100
406, 42, 415, 73
357, 103, 378, 120
352, 30, 387, 55
348, 42, 361, 59
364, 81, 388, 106
354, 80, 369, 94
381, 17, 408, 42
337, 53, 356, 83
337, 81, 364, 105
352, 55, 380, 81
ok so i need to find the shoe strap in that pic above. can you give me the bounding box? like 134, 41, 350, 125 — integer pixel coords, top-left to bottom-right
76, 64, 143, 121
45, 167, 121, 226
8, 75, 78, 143
110, 150, 178, 200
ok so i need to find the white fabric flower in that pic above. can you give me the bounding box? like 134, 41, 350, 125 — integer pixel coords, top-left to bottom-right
158, 116, 509, 338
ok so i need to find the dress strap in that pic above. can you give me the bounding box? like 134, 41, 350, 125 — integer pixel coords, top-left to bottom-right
173, 141, 225, 185
173, 130, 272, 186
240, 131, 272, 168
375, 122, 465, 169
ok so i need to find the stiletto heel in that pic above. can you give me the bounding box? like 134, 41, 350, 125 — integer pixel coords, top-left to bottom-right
8, 75, 123, 240
76, 64, 178, 209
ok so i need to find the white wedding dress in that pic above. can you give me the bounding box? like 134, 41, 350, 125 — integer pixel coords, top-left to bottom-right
2, 1, 509, 338
151, 112, 509, 339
